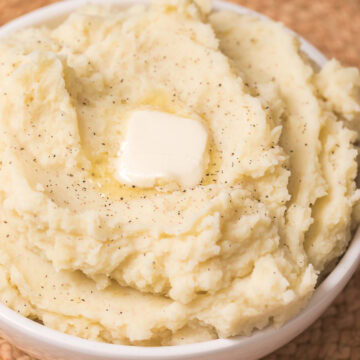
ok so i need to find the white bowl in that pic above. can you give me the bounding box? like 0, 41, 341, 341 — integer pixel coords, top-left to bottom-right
0, 1, 359, 359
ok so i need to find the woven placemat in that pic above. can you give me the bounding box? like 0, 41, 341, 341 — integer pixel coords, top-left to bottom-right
0, 0, 359, 359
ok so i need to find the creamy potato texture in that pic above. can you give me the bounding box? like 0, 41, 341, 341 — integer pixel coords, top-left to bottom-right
0, 0, 359, 345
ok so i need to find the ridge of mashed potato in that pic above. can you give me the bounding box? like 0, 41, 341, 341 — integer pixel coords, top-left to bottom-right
0, 0, 359, 345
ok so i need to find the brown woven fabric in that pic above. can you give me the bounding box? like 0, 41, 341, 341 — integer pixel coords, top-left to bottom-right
0, 0, 359, 359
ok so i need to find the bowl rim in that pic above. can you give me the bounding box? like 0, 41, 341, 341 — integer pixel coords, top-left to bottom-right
0, 0, 359, 358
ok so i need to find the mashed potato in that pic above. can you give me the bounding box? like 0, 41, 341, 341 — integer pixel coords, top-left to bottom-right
0, 0, 359, 346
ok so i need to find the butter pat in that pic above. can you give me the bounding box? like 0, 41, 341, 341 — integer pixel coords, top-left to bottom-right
116, 110, 208, 188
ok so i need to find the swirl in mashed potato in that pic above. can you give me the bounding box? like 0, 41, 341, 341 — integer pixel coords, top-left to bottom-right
0, 0, 359, 345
